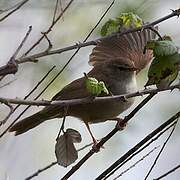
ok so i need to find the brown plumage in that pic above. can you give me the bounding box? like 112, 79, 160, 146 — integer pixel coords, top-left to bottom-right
89, 28, 156, 72
9, 28, 156, 138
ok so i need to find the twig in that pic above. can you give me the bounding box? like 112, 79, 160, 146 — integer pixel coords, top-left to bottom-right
0, 66, 56, 138
0, 0, 30, 22
95, 111, 180, 180
113, 146, 160, 180
23, 0, 74, 56
24, 141, 95, 180
0, 0, 114, 138
25, 161, 57, 180
144, 120, 178, 180
153, 164, 180, 180
0, 84, 179, 107
42, 32, 53, 52
15, 8, 180, 64
124, 93, 156, 123
56, 106, 69, 140
104, 121, 178, 180
0, 101, 14, 126
0, 26, 32, 76
0, 79, 16, 88
52, 0, 59, 23
61, 92, 156, 180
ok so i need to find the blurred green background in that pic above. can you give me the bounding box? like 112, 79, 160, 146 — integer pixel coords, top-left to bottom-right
0, 0, 180, 179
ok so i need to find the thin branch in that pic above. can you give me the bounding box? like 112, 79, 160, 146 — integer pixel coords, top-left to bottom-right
0, 1, 114, 138
42, 32, 53, 52
153, 164, 180, 180
52, 0, 59, 23
15, 8, 180, 64
0, 83, 179, 107
0, 26, 32, 76
23, 0, 74, 56
0, 0, 114, 138
104, 121, 178, 180
96, 111, 180, 180
0, 0, 30, 22
144, 120, 178, 180
24, 141, 95, 180
0, 66, 56, 138
61, 92, 157, 179
113, 146, 160, 180
124, 93, 156, 123
0, 79, 16, 88
0, 101, 14, 126
56, 106, 69, 140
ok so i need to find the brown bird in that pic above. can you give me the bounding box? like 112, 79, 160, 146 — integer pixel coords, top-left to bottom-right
9, 28, 156, 143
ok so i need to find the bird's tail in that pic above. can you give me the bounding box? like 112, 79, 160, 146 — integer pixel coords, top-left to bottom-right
9, 106, 61, 135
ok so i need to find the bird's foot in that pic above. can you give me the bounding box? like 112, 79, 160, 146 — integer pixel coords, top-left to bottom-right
91, 138, 105, 152
113, 118, 127, 130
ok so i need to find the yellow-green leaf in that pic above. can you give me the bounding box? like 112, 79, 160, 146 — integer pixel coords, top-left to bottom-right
85, 77, 109, 96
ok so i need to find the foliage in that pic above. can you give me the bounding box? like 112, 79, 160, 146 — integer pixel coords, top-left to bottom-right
101, 12, 143, 36
145, 36, 180, 88
85, 77, 109, 96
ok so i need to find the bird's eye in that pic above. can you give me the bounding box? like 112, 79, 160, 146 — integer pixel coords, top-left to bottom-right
117, 65, 129, 71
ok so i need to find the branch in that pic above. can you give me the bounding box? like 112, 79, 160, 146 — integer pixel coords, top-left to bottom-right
0, 66, 56, 138
15, 8, 180, 64
0, 26, 32, 76
0, 100, 14, 126
24, 142, 95, 180
0, 0, 113, 138
104, 121, 178, 180
113, 146, 160, 180
0, 84, 179, 107
0, 0, 74, 78
153, 164, 180, 180
0, 0, 31, 22
96, 111, 180, 180
60, 92, 157, 179
23, 0, 74, 56
144, 120, 178, 179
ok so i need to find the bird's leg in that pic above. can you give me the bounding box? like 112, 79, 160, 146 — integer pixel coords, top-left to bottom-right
84, 122, 97, 145
110, 117, 127, 130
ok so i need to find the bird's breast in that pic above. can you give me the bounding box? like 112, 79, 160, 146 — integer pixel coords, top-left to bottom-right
69, 75, 137, 123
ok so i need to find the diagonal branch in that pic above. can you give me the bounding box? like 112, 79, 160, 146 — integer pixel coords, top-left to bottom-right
60, 92, 157, 179
15, 8, 180, 64
96, 111, 180, 180
103, 121, 178, 180
0, 0, 115, 139
0, 66, 56, 138
0, 0, 31, 22
153, 164, 180, 180
0, 100, 14, 126
23, 0, 74, 56
113, 146, 160, 180
24, 141, 95, 180
0, 26, 32, 76
144, 120, 178, 180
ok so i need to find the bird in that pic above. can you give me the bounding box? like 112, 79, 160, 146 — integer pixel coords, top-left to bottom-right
9, 28, 156, 144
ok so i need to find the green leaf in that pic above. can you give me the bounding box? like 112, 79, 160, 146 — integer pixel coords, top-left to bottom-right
98, 81, 109, 94
100, 19, 119, 36
145, 55, 178, 87
146, 38, 178, 56
117, 12, 143, 28
85, 77, 109, 96
100, 12, 143, 36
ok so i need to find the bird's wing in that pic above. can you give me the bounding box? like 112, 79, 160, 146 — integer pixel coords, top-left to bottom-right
52, 69, 111, 101
89, 28, 156, 72
52, 77, 91, 100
